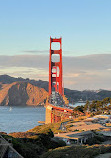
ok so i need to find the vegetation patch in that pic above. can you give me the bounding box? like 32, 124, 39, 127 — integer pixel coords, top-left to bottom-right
73, 97, 111, 117
40, 144, 111, 158
1, 122, 68, 158
28, 122, 62, 134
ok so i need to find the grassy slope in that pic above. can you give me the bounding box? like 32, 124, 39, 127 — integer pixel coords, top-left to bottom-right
40, 144, 111, 158
1, 122, 65, 158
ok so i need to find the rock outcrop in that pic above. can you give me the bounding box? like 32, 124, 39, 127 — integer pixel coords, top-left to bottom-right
0, 82, 48, 106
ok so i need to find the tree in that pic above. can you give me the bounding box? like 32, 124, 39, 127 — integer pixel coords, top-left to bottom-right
74, 105, 84, 113
84, 100, 90, 111
103, 97, 110, 106
89, 100, 97, 112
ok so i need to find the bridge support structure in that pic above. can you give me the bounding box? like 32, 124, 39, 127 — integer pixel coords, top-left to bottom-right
45, 104, 73, 124
45, 37, 72, 124
49, 37, 63, 96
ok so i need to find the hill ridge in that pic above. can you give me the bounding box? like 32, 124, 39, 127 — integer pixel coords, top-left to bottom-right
0, 75, 111, 103
0, 81, 48, 106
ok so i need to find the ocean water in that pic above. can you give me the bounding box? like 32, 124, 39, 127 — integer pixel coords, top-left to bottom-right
0, 106, 45, 133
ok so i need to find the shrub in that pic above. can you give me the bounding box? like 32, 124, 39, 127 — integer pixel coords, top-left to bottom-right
28, 122, 61, 134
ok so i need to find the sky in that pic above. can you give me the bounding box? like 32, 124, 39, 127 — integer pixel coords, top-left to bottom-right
0, 0, 111, 90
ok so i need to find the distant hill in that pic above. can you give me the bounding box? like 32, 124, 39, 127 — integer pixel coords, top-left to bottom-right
0, 75, 111, 104
0, 75, 49, 91
64, 88, 111, 102
0, 81, 48, 106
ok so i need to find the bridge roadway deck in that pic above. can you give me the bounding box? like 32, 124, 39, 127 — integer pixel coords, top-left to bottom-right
45, 102, 74, 124
46, 92, 73, 123
51, 104, 73, 113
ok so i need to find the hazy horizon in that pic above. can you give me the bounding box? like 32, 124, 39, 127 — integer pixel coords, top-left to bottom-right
0, 53, 111, 91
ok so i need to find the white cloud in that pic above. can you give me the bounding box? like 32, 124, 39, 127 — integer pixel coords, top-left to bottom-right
64, 73, 80, 78
0, 66, 48, 80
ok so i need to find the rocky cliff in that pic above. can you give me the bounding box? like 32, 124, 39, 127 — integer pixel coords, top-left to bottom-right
0, 82, 48, 106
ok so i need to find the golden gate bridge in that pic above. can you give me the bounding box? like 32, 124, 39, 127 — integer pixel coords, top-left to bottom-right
45, 37, 74, 124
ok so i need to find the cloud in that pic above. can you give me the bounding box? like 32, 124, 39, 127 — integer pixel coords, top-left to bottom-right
64, 80, 77, 85
64, 73, 80, 78
0, 54, 111, 90
0, 66, 48, 81
21, 50, 49, 54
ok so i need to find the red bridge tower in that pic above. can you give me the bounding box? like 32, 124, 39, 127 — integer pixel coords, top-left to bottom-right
45, 37, 71, 124
49, 37, 63, 96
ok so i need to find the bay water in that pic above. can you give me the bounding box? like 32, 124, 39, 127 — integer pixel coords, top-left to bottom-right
0, 106, 45, 133
0, 102, 85, 134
